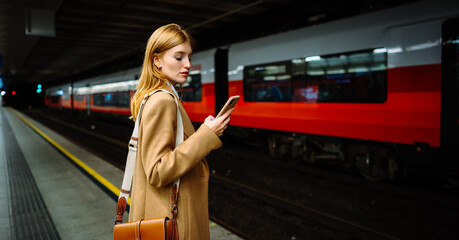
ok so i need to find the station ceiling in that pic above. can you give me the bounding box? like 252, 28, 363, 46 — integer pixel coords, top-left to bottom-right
0, 0, 417, 88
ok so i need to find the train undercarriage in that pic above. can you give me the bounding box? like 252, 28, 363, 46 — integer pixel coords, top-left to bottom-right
229, 127, 405, 181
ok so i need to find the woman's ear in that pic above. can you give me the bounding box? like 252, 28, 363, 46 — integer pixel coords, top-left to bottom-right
153, 55, 161, 69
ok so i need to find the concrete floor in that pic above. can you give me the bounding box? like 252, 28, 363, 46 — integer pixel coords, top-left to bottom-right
1, 106, 242, 240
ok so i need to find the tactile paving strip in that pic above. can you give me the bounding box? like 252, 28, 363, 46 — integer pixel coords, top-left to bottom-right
2, 111, 61, 240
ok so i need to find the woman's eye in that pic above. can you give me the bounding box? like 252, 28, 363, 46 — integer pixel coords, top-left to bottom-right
176, 57, 182, 61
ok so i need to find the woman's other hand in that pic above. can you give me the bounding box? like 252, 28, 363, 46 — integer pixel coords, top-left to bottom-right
203, 108, 233, 137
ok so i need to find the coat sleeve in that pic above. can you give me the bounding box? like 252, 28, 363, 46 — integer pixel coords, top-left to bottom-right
139, 92, 222, 187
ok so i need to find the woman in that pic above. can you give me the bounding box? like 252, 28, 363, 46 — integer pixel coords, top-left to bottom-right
129, 24, 232, 240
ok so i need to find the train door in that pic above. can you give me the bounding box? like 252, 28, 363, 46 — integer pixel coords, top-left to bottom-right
70, 83, 74, 110
214, 48, 228, 115
86, 94, 91, 116
441, 18, 459, 174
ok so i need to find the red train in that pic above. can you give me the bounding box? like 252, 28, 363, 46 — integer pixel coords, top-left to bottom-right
45, 0, 459, 180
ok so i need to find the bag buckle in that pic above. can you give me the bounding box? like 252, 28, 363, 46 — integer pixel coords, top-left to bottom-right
115, 197, 127, 225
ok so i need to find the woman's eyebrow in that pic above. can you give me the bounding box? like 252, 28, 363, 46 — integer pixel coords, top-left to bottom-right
174, 51, 192, 55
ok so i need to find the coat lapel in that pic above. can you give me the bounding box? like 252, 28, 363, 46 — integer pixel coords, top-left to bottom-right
178, 103, 195, 139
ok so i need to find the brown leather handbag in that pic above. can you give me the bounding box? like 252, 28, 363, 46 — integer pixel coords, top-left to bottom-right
113, 89, 183, 240
113, 184, 179, 240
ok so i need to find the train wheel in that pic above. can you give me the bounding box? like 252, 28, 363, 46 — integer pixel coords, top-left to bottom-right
355, 149, 388, 181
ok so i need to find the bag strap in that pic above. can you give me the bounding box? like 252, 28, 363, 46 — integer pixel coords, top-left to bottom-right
116, 88, 184, 224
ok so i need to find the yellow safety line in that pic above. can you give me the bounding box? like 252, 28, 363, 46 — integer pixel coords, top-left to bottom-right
10, 108, 130, 205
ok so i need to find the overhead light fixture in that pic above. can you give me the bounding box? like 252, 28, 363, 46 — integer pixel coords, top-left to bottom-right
25, 8, 56, 37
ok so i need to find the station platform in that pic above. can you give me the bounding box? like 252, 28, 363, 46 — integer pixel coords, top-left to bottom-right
0, 106, 242, 240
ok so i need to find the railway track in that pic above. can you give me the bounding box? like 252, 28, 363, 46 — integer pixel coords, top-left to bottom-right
210, 173, 398, 240
217, 139, 459, 212
22, 109, 130, 169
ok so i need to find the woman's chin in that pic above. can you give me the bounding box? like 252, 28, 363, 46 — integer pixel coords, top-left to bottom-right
174, 78, 188, 84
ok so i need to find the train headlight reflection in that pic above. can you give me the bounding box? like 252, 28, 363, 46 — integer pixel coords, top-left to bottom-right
373, 48, 387, 53
305, 56, 321, 62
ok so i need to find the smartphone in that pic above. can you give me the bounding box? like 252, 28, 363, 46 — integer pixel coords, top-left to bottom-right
216, 95, 240, 118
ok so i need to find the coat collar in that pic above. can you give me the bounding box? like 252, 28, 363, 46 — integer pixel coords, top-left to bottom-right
162, 83, 195, 138
165, 81, 179, 98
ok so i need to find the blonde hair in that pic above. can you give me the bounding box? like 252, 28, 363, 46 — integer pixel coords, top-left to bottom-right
130, 23, 195, 120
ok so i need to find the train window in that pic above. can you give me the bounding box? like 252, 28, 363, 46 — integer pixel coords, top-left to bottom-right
50, 96, 59, 104
62, 91, 70, 100
243, 49, 387, 103
118, 93, 131, 107
298, 50, 387, 103
181, 67, 201, 102
93, 92, 130, 107
243, 61, 292, 102
74, 95, 84, 101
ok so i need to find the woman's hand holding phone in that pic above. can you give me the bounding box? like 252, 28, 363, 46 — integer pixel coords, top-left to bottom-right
204, 95, 239, 137
204, 108, 233, 137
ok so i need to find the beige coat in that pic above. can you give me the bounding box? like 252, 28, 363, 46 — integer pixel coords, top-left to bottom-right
129, 85, 222, 240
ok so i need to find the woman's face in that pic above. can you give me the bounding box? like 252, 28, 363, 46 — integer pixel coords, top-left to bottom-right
155, 41, 192, 84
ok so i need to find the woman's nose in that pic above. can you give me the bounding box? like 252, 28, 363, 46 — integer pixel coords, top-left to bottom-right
184, 57, 191, 68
